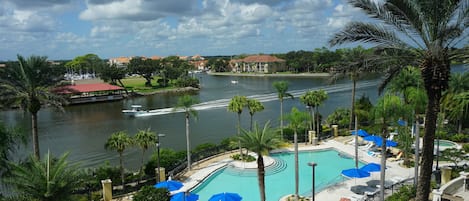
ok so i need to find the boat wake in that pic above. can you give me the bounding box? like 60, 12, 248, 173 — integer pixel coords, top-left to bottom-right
133, 80, 379, 117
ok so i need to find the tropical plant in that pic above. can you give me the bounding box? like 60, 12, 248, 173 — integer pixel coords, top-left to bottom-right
104, 131, 133, 189
144, 148, 186, 177
329, 1, 469, 199
284, 107, 309, 200
228, 95, 248, 157
0, 123, 26, 177
174, 95, 199, 171
3, 152, 83, 201
133, 186, 170, 201
440, 148, 468, 167
133, 128, 157, 183
300, 90, 328, 137
247, 98, 265, 130
354, 94, 373, 125
395, 125, 414, 167
128, 57, 159, 87
239, 121, 281, 201
0, 55, 66, 159
372, 93, 410, 200
273, 81, 294, 139
442, 72, 469, 133
326, 108, 350, 129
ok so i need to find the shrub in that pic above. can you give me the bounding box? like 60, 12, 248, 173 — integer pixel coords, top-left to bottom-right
385, 185, 415, 201
450, 133, 468, 143
133, 186, 170, 201
463, 143, 469, 153
231, 154, 256, 162
94, 161, 121, 185
144, 148, 185, 177
193, 143, 217, 153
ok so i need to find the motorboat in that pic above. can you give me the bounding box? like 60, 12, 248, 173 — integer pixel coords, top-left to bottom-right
231, 80, 238, 84
122, 105, 146, 117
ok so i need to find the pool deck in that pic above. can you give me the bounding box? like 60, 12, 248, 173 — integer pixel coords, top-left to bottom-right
172, 138, 415, 201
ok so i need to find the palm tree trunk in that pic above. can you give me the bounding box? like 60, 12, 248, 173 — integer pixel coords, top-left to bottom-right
280, 99, 284, 139
349, 80, 356, 131
250, 114, 253, 131
257, 153, 266, 201
237, 113, 242, 158
316, 107, 320, 139
312, 108, 316, 134
380, 129, 387, 201
139, 150, 146, 184
32, 112, 40, 159
294, 131, 299, 201
416, 96, 439, 201
458, 118, 462, 134
309, 107, 313, 131
119, 152, 125, 190
186, 114, 192, 171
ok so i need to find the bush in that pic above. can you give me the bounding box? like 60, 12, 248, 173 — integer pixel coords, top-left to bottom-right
463, 143, 469, 153
95, 161, 121, 185
133, 186, 170, 201
385, 185, 415, 201
450, 133, 468, 143
144, 148, 185, 177
194, 143, 217, 153
231, 154, 256, 162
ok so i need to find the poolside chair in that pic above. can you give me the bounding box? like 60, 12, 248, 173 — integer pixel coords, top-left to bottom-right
387, 152, 403, 162
367, 150, 380, 157
359, 143, 374, 151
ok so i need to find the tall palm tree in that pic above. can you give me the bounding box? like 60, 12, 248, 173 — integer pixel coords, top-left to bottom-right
372, 94, 411, 201
0, 55, 65, 159
105, 131, 133, 188
329, 1, 469, 199
285, 107, 309, 201
228, 95, 248, 157
238, 121, 281, 201
247, 98, 265, 130
300, 90, 328, 138
273, 81, 294, 139
3, 152, 83, 201
0, 123, 26, 177
442, 72, 469, 133
134, 128, 157, 183
175, 95, 199, 171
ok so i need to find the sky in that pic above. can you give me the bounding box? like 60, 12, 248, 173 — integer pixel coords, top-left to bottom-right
0, 0, 368, 60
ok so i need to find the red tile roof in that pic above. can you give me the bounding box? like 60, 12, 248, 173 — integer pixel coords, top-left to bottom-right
241, 55, 285, 63
56, 83, 124, 94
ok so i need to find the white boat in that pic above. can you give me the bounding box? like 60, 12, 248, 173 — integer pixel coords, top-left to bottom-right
122, 105, 147, 117
231, 80, 238, 84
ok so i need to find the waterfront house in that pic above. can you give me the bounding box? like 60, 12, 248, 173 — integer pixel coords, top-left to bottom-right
55, 83, 125, 104
230, 55, 286, 73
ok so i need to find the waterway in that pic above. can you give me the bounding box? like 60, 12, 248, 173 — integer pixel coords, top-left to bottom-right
1, 65, 466, 170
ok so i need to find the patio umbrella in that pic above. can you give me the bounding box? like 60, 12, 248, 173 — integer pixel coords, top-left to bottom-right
154, 180, 184, 191
360, 163, 381, 172
351, 129, 369, 137
341, 168, 370, 178
209, 192, 242, 201
170, 192, 199, 201
363, 135, 380, 143
374, 137, 398, 147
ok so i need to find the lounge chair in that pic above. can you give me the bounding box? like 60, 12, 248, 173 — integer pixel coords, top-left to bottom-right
388, 152, 403, 162
367, 150, 381, 157
359, 143, 374, 151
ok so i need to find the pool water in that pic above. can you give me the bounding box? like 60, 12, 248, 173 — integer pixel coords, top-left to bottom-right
435, 140, 457, 147
192, 149, 364, 201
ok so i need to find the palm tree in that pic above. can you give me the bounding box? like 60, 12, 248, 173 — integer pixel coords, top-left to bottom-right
134, 128, 157, 183
0, 55, 65, 159
442, 72, 469, 133
300, 90, 328, 138
0, 123, 26, 177
372, 94, 411, 201
329, 1, 469, 199
228, 95, 248, 157
247, 98, 265, 130
273, 81, 294, 139
105, 131, 133, 188
285, 107, 309, 201
175, 95, 199, 171
3, 152, 83, 201
238, 121, 281, 201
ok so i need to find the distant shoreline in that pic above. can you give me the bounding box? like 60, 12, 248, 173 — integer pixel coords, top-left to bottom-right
207, 72, 331, 77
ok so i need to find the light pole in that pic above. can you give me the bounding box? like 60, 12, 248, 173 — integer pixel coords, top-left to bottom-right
157, 133, 166, 183
308, 162, 317, 201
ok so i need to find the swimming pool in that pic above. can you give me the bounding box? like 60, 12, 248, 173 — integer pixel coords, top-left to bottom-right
192, 149, 364, 201
435, 139, 460, 151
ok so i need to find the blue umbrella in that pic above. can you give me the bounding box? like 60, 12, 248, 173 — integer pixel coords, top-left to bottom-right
209, 192, 242, 201
360, 163, 381, 172
397, 119, 407, 126
154, 180, 183, 191
374, 137, 398, 147
351, 129, 369, 137
363, 135, 380, 142
170, 192, 199, 201
341, 168, 370, 178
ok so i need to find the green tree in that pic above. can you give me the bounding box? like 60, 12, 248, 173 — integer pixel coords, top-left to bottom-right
326, 108, 350, 129
247, 98, 265, 130
64, 53, 103, 76
174, 95, 199, 171
133, 128, 157, 183
442, 72, 469, 133
0, 55, 66, 159
133, 186, 170, 201
372, 94, 410, 200
128, 57, 159, 87
228, 95, 248, 157
0, 123, 26, 177
273, 81, 294, 139
239, 121, 281, 201
98, 63, 128, 87
300, 90, 328, 137
3, 152, 83, 201
285, 107, 309, 200
329, 1, 469, 199
105, 131, 133, 188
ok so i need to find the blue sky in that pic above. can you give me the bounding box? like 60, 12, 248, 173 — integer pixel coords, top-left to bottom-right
0, 0, 368, 60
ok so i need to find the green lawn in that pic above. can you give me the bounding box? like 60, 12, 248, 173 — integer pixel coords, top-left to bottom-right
121, 76, 170, 93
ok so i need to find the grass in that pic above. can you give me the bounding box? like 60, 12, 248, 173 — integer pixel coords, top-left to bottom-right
121, 76, 170, 93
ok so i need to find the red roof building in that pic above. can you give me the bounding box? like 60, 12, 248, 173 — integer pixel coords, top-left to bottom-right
56, 83, 125, 104
230, 55, 286, 73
